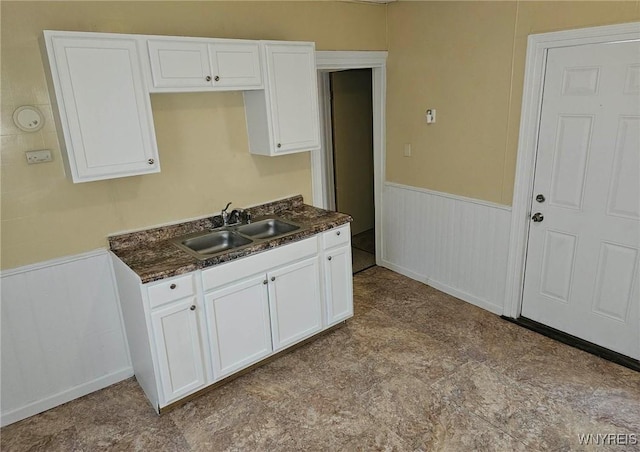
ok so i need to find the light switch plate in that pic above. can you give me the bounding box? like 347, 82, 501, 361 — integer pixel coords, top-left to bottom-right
26, 149, 52, 164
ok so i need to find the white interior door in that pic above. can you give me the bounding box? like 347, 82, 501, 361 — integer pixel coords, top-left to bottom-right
522, 40, 640, 359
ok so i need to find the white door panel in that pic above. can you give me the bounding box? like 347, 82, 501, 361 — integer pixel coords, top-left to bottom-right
151, 297, 206, 404
522, 40, 640, 359
268, 257, 322, 351
204, 275, 272, 379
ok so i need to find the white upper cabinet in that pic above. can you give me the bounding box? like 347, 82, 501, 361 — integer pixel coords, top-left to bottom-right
147, 38, 262, 91
43, 31, 160, 183
209, 42, 263, 89
244, 42, 321, 156
43, 31, 321, 182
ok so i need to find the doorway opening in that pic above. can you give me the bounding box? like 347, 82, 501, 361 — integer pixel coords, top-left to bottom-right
327, 69, 375, 274
312, 50, 387, 273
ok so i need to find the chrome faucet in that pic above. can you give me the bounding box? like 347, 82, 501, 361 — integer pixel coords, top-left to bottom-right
221, 202, 232, 226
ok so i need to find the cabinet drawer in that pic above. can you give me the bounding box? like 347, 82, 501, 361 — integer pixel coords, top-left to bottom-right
322, 224, 351, 250
147, 274, 196, 309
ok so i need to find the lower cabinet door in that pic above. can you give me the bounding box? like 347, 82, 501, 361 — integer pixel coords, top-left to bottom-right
268, 257, 322, 351
324, 245, 354, 326
151, 297, 206, 404
205, 275, 273, 379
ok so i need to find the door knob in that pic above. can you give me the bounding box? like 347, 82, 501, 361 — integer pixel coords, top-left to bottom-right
532, 212, 544, 222
535, 194, 546, 203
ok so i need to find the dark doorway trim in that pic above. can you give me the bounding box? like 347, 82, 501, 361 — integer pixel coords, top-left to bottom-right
502, 316, 639, 372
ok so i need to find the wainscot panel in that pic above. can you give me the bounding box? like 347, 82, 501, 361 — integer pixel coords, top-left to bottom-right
1, 250, 132, 427
381, 182, 512, 315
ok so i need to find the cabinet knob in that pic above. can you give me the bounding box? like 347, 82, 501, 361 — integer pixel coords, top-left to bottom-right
214, 75, 220, 82
277, 143, 282, 148
147, 158, 154, 165
170, 283, 176, 290
205, 76, 212, 82
328, 256, 332, 261
190, 305, 196, 311
263, 280, 268, 285
271, 276, 276, 282
336, 231, 341, 236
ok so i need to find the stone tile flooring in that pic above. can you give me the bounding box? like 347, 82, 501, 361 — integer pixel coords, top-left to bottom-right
2, 266, 639, 451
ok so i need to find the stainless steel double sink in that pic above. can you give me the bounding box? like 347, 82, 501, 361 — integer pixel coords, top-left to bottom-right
171, 217, 302, 260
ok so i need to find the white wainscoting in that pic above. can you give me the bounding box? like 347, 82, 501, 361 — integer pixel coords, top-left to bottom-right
381, 183, 512, 315
1, 250, 133, 427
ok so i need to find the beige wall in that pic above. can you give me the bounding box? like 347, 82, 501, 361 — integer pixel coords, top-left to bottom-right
0, 1, 386, 270
3, 0, 638, 270
331, 69, 375, 236
386, 1, 640, 206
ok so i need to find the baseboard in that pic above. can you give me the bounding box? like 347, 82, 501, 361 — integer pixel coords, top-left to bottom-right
503, 316, 640, 372
380, 260, 503, 316
426, 278, 504, 316
1, 367, 134, 427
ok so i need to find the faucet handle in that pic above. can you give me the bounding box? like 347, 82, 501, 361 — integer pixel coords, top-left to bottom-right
221, 202, 232, 225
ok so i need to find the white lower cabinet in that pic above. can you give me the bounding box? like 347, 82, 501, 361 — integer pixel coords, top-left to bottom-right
321, 223, 354, 326
112, 227, 353, 412
268, 257, 323, 351
150, 297, 206, 404
323, 245, 354, 326
205, 275, 272, 379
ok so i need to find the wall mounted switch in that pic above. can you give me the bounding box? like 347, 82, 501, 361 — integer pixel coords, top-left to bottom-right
25, 149, 52, 164
426, 109, 436, 124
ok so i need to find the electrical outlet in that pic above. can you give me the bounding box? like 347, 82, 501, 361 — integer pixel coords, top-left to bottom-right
25, 149, 52, 164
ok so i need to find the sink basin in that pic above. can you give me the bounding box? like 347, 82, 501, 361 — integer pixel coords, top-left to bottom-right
171, 216, 304, 260
236, 218, 300, 240
177, 230, 252, 256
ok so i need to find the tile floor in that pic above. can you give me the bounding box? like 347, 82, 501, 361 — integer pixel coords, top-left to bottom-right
352, 228, 376, 274
2, 266, 638, 451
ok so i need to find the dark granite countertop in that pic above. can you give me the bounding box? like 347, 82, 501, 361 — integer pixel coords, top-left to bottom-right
109, 195, 352, 284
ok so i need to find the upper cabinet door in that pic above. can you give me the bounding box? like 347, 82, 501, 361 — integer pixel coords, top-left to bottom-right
265, 43, 321, 154
208, 42, 262, 90
147, 39, 262, 91
148, 40, 212, 89
44, 32, 159, 182
244, 42, 321, 156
